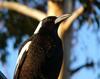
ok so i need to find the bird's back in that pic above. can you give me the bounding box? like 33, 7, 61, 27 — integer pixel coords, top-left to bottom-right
18, 34, 63, 79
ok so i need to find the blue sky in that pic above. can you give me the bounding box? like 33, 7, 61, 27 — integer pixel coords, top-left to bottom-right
70, 21, 100, 79
0, 38, 18, 79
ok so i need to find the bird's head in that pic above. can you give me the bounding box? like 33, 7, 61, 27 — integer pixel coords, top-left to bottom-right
34, 14, 71, 36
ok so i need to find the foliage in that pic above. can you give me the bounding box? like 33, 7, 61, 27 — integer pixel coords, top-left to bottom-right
78, 0, 100, 29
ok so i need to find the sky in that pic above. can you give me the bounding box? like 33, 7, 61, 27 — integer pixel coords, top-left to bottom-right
0, 38, 18, 79
70, 21, 100, 79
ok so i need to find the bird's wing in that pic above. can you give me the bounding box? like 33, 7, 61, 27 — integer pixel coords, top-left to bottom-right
18, 36, 33, 55
0, 71, 7, 79
14, 41, 31, 79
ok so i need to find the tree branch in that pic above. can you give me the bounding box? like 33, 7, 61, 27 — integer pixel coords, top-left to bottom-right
58, 60, 64, 79
58, 6, 84, 39
0, 1, 47, 21
47, 0, 63, 16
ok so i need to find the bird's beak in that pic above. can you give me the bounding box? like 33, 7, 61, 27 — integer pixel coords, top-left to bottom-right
55, 14, 71, 24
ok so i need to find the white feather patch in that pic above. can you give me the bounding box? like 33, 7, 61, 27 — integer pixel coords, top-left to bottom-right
15, 41, 31, 74
34, 21, 42, 34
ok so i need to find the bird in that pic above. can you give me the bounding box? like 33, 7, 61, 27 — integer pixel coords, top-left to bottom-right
14, 14, 70, 79
0, 71, 7, 79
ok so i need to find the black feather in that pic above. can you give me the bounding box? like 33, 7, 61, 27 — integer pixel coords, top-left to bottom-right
0, 71, 7, 79
14, 16, 63, 79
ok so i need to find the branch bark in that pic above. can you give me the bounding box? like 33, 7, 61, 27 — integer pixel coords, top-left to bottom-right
47, 0, 63, 16
0, 1, 47, 21
58, 6, 84, 39
58, 6, 84, 79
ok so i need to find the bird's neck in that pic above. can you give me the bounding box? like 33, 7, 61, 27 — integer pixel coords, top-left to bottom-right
39, 29, 57, 37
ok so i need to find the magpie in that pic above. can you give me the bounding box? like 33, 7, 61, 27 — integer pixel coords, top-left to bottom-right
14, 14, 70, 79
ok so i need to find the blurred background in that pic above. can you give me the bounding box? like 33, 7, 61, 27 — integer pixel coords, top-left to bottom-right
0, 0, 100, 79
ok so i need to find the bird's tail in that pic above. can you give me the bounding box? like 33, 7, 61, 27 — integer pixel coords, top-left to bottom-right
0, 71, 7, 79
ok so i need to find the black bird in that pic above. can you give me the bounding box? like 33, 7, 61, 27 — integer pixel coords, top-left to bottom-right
0, 71, 7, 79
14, 14, 70, 79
